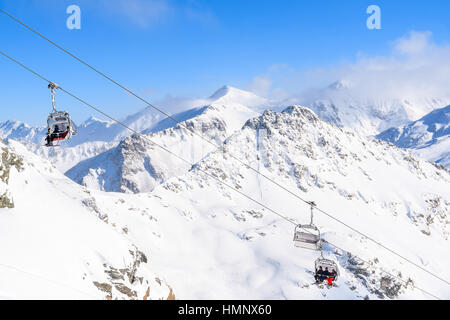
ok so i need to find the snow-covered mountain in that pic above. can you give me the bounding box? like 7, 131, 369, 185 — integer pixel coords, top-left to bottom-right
149, 105, 449, 299
2, 105, 448, 299
0, 120, 47, 145
0, 107, 162, 172
0, 139, 173, 300
1, 86, 267, 174
376, 105, 450, 168
66, 86, 260, 193
209, 85, 268, 107
302, 81, 450, 136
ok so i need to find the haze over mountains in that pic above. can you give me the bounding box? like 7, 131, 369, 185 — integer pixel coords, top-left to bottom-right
302, 80, 450, 136
1, 83, 449, 299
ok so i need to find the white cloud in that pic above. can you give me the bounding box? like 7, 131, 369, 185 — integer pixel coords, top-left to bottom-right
246, 76, 272, 97
394, 31, 433, 56
247, 31, 450, 104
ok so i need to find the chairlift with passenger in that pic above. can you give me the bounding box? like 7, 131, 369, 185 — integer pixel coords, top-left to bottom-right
45, 82, 77, 147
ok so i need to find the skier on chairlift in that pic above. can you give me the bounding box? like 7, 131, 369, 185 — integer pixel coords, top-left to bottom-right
327, 268, 337, 286
315, 266, 324, 283
45, 124, 62, 147
323, 267, 331, 282
44, 82, 76, 147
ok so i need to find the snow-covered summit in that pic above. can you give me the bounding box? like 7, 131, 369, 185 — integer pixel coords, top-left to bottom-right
0, 86, 267, 173
210, 85, 268, 108
66, 94, 260, 193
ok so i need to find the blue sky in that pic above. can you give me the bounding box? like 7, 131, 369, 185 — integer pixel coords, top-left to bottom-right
0, 0, 449, 125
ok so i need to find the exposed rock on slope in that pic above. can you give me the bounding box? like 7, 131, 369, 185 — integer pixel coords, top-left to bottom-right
66, 98, 259, 193
0, 143, 24, 208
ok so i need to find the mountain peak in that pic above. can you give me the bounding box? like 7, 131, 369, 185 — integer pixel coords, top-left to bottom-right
327, 80, 352, 90
209, 85, 267, 108
209, 85, 243, 100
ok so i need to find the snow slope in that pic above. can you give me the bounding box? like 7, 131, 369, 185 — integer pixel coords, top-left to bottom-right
1, 105, 449, 299
66, 86, 260, 193
376, 105, 450, 168
0, 139, 172, 300
141, 106, 449, 299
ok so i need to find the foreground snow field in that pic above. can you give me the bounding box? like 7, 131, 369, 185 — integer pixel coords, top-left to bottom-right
1, 106, 449, 299
0, 140, 172, 300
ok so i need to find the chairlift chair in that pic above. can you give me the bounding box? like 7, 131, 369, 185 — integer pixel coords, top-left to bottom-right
45, 82, 77, 147
293, 201, 322, 251
315, 256, 339, 281
293, 224, 321, 250
47, 111, 75, 141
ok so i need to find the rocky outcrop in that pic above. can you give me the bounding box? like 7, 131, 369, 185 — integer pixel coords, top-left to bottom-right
0, 146, 24, 208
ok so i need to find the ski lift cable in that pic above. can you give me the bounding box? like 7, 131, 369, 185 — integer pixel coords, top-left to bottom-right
0, 263, 98, 299
3, 9, 446, 288
0, 49, 446, 300
1, 8, 448, 290
0, 52, 445, 301
0, 51, 448, 298
320, 240, 441, 300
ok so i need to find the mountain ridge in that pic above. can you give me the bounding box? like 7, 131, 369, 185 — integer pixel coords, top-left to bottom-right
66, 96, 260, 193
376, 105, 450, 168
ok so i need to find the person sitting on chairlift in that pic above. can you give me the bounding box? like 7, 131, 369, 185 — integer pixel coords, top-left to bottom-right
45, 127, 53, 147
328, 269, 337, 286
53, 125, 61, 135
326, 268, 337, 286
315, 266, 324, 283
45, 125, 63, 147
323, 267, 330, 282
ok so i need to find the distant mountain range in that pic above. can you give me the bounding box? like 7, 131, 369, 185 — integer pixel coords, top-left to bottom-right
1, 83, 449, 175
302, 80, 450, 136
376, 105, 450, 168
